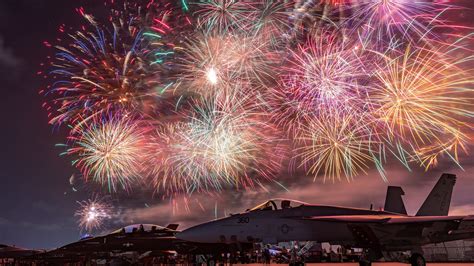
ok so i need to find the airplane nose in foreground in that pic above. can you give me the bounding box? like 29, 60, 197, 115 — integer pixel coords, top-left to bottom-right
176, 228, 198, 242
177, 224, 218, 243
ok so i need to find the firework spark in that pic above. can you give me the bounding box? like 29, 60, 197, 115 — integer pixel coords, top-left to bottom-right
297, 110, 384, 182
273, 33, 369, 136
248, 0, 292, 45
147, 96, 286, 194
345, 0, 452, 44
42, 2, 186, 127
194, 0, 253, 33
176, 33, 275, 99
75, 196, 112, 232
65, 116, 145, 192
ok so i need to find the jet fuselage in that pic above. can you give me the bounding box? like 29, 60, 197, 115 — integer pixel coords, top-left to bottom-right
178, 202, 397, 245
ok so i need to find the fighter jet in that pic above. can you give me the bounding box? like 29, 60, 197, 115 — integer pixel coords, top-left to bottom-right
0, 244, 42, 262
29, 223, 252, 264
177, 173, 474, 266
30, 224, 179, 263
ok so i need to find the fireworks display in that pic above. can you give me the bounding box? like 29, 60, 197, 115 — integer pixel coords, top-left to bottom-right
145, 95, 286, 194
41, 0, 473, 202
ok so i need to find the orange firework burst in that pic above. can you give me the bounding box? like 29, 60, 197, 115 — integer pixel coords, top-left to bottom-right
297, 109, 384, 182
370, 43, 474, 168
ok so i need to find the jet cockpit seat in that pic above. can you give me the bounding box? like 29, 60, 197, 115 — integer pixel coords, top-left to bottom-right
281, 200, 291, 209
249, 199, 308, 212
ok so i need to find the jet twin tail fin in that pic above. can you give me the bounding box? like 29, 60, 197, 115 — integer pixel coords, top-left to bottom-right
416, 173, 456, 216
384, 173, 456, 216
384, 186, 407, 215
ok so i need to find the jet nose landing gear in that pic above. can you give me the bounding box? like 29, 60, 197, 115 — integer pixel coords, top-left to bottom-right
358, 248, 382, 266
410, 253, 426, 266
358, 259, 371, 266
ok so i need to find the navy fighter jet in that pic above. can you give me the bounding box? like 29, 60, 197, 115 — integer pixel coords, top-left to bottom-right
177, 173, 474, 266
29, 224, 179, 263
54, 224, 178, 253
29, 223, 252, 264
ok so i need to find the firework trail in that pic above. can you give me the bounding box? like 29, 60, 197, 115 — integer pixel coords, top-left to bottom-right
414, 129, 468, 171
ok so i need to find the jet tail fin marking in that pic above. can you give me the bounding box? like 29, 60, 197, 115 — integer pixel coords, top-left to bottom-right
416, 173, 456, 216
384, 186, 407, 215
166, 224, 179, 230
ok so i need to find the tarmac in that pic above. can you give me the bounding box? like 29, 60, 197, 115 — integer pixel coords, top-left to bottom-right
231, 264, 474, 266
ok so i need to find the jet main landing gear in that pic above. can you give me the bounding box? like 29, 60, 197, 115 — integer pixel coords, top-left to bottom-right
358, 246, 426, 266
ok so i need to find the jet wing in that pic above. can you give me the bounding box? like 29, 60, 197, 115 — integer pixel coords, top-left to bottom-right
304, 215, 474, 249
304, 215, 391, 223
305, 215, 468, 224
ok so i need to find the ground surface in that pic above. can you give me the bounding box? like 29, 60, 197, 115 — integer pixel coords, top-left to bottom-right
234, 262, 474, 266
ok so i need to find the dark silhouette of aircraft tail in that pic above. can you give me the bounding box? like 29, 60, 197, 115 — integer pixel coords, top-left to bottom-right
416, 173, 456, 216
384, 186, 407, 215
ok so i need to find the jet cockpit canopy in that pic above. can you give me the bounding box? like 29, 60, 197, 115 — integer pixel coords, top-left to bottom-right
111, 224, 168, 234
248, 199, 308, 211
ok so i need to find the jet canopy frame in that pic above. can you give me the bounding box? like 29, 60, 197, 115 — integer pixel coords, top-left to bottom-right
248, 199, 308, 211
110, 224, 168, 234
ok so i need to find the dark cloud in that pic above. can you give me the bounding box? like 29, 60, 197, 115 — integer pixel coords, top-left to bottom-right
0, 38, 20, 67
118, 165, 474, 231
32, 201, 57, 214
0, 217, 10, 226
0, 37, 23, 80
19, 221, 63, 232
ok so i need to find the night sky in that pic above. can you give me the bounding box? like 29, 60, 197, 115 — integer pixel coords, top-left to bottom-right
0, 0, 473, 250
